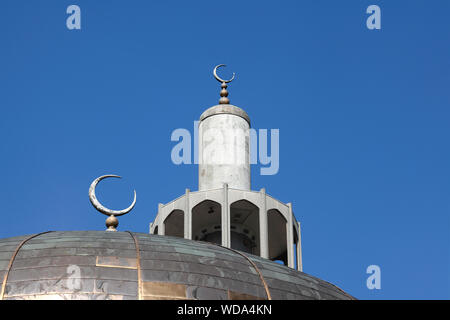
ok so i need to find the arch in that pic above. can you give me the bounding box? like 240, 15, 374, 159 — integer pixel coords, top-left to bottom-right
267, 209, 287, 265
230, 200, 260, 255
192, 200, 222, 244
164, 209, 184, 238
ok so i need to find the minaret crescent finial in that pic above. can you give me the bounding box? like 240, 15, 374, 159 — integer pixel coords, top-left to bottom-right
213, 64, 235, 104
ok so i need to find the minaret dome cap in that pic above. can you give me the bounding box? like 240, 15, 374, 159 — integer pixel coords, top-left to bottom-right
199, 104, 250, 126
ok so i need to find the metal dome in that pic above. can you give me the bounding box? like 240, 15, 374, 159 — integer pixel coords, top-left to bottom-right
0, 231, 354, 300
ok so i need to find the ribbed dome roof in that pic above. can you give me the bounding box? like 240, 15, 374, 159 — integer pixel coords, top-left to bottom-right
0, 231, 354, 300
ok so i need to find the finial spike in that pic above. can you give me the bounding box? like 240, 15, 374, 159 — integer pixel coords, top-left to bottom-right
213, 64, 235, 105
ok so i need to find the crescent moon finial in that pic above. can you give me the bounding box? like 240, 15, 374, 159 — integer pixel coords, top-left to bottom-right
213, 64, 235, 83
213, 64, 235, 105
89, 175, 137, 232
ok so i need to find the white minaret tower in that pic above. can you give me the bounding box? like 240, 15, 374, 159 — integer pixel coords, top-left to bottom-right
198, 65, 251, 191
150, 65, 302, 271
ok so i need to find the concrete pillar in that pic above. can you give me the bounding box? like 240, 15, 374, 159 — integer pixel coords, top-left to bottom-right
222, 183, 230, 247
157, 203, 165, 235
158, 223, 165, 236
157, 203, 163, 217
297, 221, 303, 272
287, 203, 295, 268
184, 189, 191, 239
259, 188, 269, 259
198, 105, 251, 191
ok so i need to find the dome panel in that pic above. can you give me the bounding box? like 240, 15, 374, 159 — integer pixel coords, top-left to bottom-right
0, 231, 354, 300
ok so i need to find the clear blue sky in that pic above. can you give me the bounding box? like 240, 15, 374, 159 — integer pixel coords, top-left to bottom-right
0, 0, 449, 300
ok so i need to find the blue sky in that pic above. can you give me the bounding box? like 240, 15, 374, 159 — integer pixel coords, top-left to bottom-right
0, 1, 449, 299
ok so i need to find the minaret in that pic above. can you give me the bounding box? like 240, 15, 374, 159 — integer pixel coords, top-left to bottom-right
150, 65, 302, 271
198, 64, 251, 191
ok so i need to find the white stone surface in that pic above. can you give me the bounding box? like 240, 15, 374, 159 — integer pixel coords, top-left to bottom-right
198, 108, 250, 191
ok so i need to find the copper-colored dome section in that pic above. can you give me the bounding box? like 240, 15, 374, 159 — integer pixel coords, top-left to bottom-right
0, 231, 354, 300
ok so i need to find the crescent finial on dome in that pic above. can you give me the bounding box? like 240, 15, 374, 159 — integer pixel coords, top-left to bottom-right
88, 175, 136, 231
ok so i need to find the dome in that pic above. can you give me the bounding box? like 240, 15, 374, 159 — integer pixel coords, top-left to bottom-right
0, 231, 354, 300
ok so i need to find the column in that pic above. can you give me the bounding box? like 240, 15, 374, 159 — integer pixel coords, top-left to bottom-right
287, 203, 295, 268
157, 203, 165, 235
259, 188, 269, 259
222, 183, 230, 247
184, 188, 191, 239
297, 221, 303, 272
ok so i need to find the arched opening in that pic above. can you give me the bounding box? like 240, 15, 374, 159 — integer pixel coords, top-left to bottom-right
230, 200, 260, 255
192, 200, 222, 245
267, 209, 287, 265
164, 210, 184, 238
